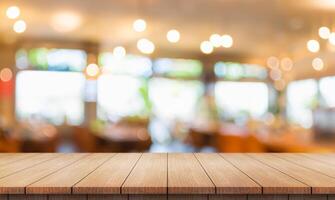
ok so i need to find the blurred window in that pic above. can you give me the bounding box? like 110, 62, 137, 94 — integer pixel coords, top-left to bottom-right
16, 71, 85, 125
149, 78, 204, 122
154, 58, 202, 78
215, 81, 269, 120
287, 79, 318, 128
214, 62, 267, 80
16, 48, 87, 71
319, 76, 335, 107
97, 54, 152, 120
99, 53, 152, 77
97, 74, 149, 120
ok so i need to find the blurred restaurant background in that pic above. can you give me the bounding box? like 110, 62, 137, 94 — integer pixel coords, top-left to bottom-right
1, 0, 335, 153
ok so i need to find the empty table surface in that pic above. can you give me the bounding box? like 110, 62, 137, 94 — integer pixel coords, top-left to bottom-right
0, 153, 335, 200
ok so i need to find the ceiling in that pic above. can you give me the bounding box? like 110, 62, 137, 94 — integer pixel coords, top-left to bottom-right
1, 0, 335, 79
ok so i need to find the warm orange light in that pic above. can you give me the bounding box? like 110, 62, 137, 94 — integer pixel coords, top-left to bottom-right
0, 68, 13, 82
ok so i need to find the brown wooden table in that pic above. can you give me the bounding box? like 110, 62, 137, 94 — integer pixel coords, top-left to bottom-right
0, 153, 335, 200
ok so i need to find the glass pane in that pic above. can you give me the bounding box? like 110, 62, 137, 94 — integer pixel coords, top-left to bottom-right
21, 48, 86, 71
215, 81, 269, 119
99, 53, 152, 77
47, 49, 87, 71
149, 78, 204, 121
287, 79, 318, 128
320, 76, 335, 107
154, 58, 203, 78
214, 62, 267, 80
15, 71, 85, 125
97, 74, 149, 120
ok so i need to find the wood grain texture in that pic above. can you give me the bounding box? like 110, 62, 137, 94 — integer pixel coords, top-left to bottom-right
274, 154, 335, 178
302, 154, 335, 166
209, 194, 247, 200
88, 194, 127, 200
289, 195, 327, 200
122, 153, 167, 194
221, 154, 309, 194
195, 153, 261, 194
250, 154, 335, 194
168, 153, 215, 194
27, 154, 113, 194
329, 195, 335, 200
0, 154, 54, 179
0, 154, 38, 167
74, 153, 141, 194
0, 195, 7, 200
0, 154, 86, 194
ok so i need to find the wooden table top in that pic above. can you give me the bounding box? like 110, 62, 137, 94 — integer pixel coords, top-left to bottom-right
0, 153, 335, 195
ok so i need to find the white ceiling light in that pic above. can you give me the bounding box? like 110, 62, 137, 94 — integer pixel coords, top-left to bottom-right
209, 34, 222, 47
312, 57, 324, 71
6, 6, 20, 19
166, 29, 180, 43
13, 20, 26, 33
113, 46, 126, 58
133, 19, 146, 32
329, 32, 335, 45
319, 26, 331, 39
221, 34, 233, 48
137, 38, 155, 54
306, 39, 320, 53
51, 12, 82, 33
200, 41, 213, 54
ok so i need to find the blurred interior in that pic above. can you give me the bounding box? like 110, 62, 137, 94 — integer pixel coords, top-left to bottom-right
1, 0, 335, 153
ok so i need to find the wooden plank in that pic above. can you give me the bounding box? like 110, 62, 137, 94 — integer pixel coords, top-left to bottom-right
329, 195, 335, 200
74, 153, 141, 194
209, 194, 246, 200
289, 195, 327, 200
221, 154, 309, 194
48, 195, 87, 200
122, 153, 167, 194
274, 154, 335, 178
0, 154, 54, 179
129, 195, 166, 200
168, 153, 215, 194
27, 154, 114, 194
88, 194, 127, 200
0, 154, 38, 167
0, 195, 7, 200
249, 154, 335, 194
301, 154, 335, 166
248, 195, 288, 200
195, 153, 261, 194
0, 154, 86, 194
8, 195, 47, 200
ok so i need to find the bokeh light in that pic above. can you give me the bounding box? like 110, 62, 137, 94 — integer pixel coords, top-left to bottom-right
166, 29, 180, 43
137, 38, 155, 54
6, 6, 20, 19
200, 41, 213, 54
312, 57, 324, 71
0, 68, 13, 82
306, 39, 320, 53
13, 20, 26, 33
133, 19, 146, 32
